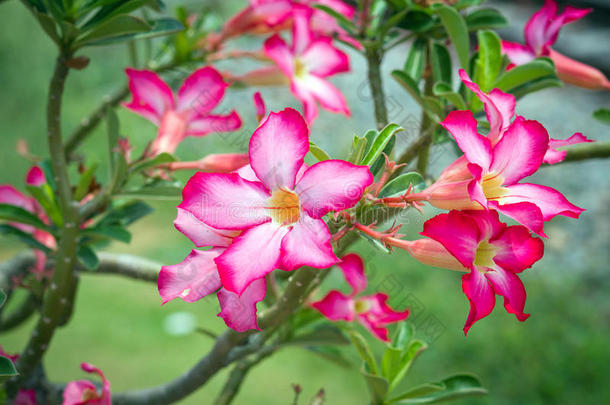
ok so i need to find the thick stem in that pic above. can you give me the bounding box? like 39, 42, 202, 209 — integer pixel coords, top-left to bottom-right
11, 54, 80, 390
558, 141, 610, 163
416, 72, 434, 175
365, 47, 388, 130
0, 293, 38, 332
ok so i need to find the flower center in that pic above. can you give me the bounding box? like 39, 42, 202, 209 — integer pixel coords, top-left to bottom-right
474, 240, 496, 268
267, 188, 300, 225
154, 110, 188, 154
482, 172, 509, 200
354, 299, 371, 314
81, 388, 100, 401
294, 58, 308, 78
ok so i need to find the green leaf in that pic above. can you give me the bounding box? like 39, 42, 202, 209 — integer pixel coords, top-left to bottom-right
33, 10, 60, 44
312, 4, 355, 33
97, 200, 153, 228
593, 108, 610, 125
0, 224, 52, 252
77, 14, 151, 46
392, 322, 414, 351
84, 226, 131, 243
388, 374, 487, 403
81, 0, 154, 30
510, 76, 562, 99
130, 152, 176, 173
432, 4, 470, 71
492, 58, 556, 92
82, 17, 184, 46
74, 163, 99, 201
392, 70, 422, 105
429, 42, 452, 86
387, 383, 444, 402
358, 228, 391, 254
39, 160, 58, 192
370, 136, 396, 176
388, 339, 428, 392
26, 184, 63, 227
474, 30, 502, 92
361, 123, 403, 166
378, 172, 425, 198
77, 244, 99, 271
350, 135, 369, 164
465, 8, 508, 31
349, 330, 379, 376
398, 10, 435, 33
0, 203, 50, 230
433, 82, 466, 109
309, 142, 331, 161
0, 290, 6, 309
0, 355, 18, 384
422, 96, 443, 122
362, 367, 390, 405
286, 324, 350, 347
404, 37, 428, 83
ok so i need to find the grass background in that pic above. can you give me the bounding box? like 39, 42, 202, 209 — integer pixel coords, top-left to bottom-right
1, 0, 609, 404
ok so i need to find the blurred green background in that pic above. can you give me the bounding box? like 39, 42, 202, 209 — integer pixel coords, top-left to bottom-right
1, 0, 609, 404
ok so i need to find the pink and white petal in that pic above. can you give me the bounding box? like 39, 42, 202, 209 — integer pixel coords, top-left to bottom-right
461, 269, 495, 335
123, 68, 174, 125
311, 290, 355, 321
25, 166, 45, 187
158, 249, 222, 304
357, 315, 391, 342
545, 5, 592, 49
492, 225, 544, 273
280, 215, 338, 271
500, 41, 536, 66
291, 5, 314, 54
174, 208, 237, 248
360, 293, 410, 323
249, 108, 309, 190
0, 185, 35, 212
337, 253, 367, 295
491, 200, 546, 237
179, 172, 270, 230
216, 222, 288, 294
63, 380, 99, 405
296, 159, 373, 218
186, 111, 242, 136
235, 164, 258, 181
544, 132, 593, 164
296, 75, 350, 117
467, 163, 488, 208
253, 91, 266, 120
440, 110, 492, 170
176, 66, 228, 118
501, 183, 585, 221
490, 117, 549, 185
291, 81, 319, 123
301, 38, 350, 77
485, 267, 530, 322
264, 34, 295, 77
421, 211, 481, 270
524, 0, 557, 54
217, 278, 266, 332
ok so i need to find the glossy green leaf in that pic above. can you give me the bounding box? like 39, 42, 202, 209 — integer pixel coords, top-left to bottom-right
492, 58, 556, 92
378, 172, 425, 198
0, 224, 52, 252
465, 8, 508, 31
474, 30, 502, 92
0, 355, 18, 384
362, 367, 390, 405
39, 160, 57, 193
309, 142, 331, 161
593, 108, 610, 125
388, 339, 428, 392
74, 163, 99, 201
392, 70, 422, 104
433, 82, 466, 109
392, 322, 414, 351
430, 42, 452, 86
84, 226, 131, 243
0, 203, 50, 230
370, 136, 396, 176
404, 37, 428, 83
33, 10, 60, 44
26, 184, 62, 227
361, 123, 403, 166
432, 4, 470, 70
387, 383, 444, 401
350, 135, 369, 164
349, 330, 379, 375
77, 244, 99, 271
97, 200, 153, 227
130, 152, 176, 173
81, 0, 154, 30
77, 15, 151, 46
399, 10, 435, 33
510, 76, 563, 99
388, 374, 487, 403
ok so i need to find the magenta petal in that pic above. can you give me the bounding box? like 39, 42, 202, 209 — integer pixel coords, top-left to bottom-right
492, 201, 546, 237
14, 389, 37, 405
186, 112, 242, 136
301, 37, 350, 77
421, 211, 481, 270
441, 110, 492, 170
291, 5, 314, 54
176, 66, 228, 118
501, 183, 585, 221
500, 40, 536, 66
81, 362, 111, 404
291, 80, 319, 123
544, 4, 592, 50
25, 166, 45, 187
217, 278, 266, 332
466, 163, 487, 208
0, 185, 35, 212
311, 290, 355, 321
524, 0, 558, 54
179, 172, 270, 230
174, 208, 238, 248
485, 267, 530, 322
490, 117, 549, 185
296, 159, 373, 218
123, 68, 174, 125
62, 380, 98, 405
360, 293, 410, 323
158, 249, 222, 304
461, 269, 495, 335
461, 209, 506, 240
264, 34, 295, 77
544, 132, 593, 164
492, 225, 544, 273
280, 215, 338, 271
216, 222, 288, 294
253, 91, 266, 120
249, 108, 309, 190
337, 253, 367, 295
358, 316, 391, 342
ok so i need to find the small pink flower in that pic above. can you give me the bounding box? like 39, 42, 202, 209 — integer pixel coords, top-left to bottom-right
501, 0, 609, 90
262, 6, 351, 122
404, 210, 543, 334
179, 108, 372, 295
25, 166, 45, 187
63, 363, 111, 405
15, 389, 37, 405
311, 254, 409, 341
123, 66, 242, 155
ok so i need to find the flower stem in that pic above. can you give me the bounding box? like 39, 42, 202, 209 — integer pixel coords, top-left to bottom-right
365, 46, 388, 130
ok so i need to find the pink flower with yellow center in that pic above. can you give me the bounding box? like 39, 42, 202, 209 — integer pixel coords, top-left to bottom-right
501, 0, 609, 90
391, 210, 544, 335
311, 254, 410, 341
179, 108, 373, 295
123, 66, 242, 156
62, 363, 111, 405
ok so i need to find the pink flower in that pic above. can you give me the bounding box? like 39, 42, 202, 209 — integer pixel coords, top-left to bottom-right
402, 210, 543, 335
179, 108, 372, 295
311, 254, 409, 341
262, 6, 351, 122
123, 67, 242, 155
544, 132, 593, 164
501, 0, 609, 90
63, 363, 111, 405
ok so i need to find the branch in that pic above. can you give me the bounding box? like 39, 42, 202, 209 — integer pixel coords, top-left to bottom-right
0, 251, 35, 290
88, 253, 160, 282
0, 293, 38, 332
365, 46, 388, 130
559, 141, 610, 163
